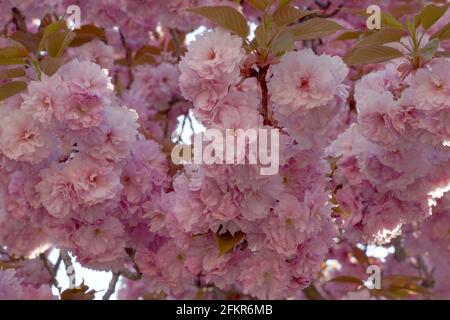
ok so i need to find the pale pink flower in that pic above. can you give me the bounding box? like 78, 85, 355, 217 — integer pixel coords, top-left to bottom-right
65, 156, 122, 206
67, 39, 115, 70
238, 250, 291, 299
73, 216, 125, 260
263, 194, 309, 256
269, 49, 348, 116
182, 28, 245, 81
77, 106, 139, 162
36, 164, 80, 218
0, 109, 53, 163
20, 74, 64, 126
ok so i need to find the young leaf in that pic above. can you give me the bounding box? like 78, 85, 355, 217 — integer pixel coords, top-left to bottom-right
187, 6, 249, 38
0, 81, 27, 102
344, 45, 403, 65
215, 230, 245, 254
416, 4, 449, 30
273, 5, 315, 27
355, 28, 403, 47
431, 22, 450, 41
420, 38, 439, 59
0, 67, 26, 80
288, 18, 344, 40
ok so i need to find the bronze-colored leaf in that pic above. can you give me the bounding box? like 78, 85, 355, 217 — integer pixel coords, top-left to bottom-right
44, 30, 76, 57
187, 6, 249, 38
60, 282, 96, 300
0, 81, 27, 102
273, 5, 315, 27
0, 67, 26, 80
415, 4, 449, 30
288, 18, 344, 40
215, 230, 245, 254
356, 28, 403, 47
40, 56, 66, 76
71, 24, 107, 47
0, 46, 28, 66
344, 45, 403, 66
248, 0, 273, 11
334, 31, 362, 41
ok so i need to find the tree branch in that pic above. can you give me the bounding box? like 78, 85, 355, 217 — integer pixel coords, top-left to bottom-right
61, 250, 76, 289
39, 253, 61, 292
102, 272, 120, 300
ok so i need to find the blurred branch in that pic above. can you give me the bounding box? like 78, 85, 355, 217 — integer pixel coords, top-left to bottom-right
103, 272, 120, 300
39, 253, 61, 292
61, 250, 76, 288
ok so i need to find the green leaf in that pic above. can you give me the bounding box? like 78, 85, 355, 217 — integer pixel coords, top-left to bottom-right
416, 4, 449, 30
0, 67, 26, 80
187, 6, 249, 38
288, 18, 344, 40
356, 28, 403, 47
215, 230, 245, 254
0, 46, 28, 66
0, 81, 27, 102
329, 275, 364, 285
344, 45, 403, 65
420, 38, 440, 59
273, 5, 315, 27
269, 31, 294, 54
431, 22, 450, 41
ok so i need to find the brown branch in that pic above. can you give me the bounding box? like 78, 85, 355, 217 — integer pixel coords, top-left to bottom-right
102, 272, 120, 300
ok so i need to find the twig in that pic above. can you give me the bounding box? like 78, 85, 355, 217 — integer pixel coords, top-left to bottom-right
256, 65, 272, 125
61, 250, 76, 289
11, 8, 27, 32
39, 253, 61, 292
169, 28, 181, 60
102, 272, 120, 300
119, 31, 133, 89
119, 248, 142, 280
177, 113, 188, 143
